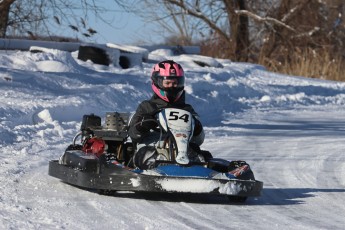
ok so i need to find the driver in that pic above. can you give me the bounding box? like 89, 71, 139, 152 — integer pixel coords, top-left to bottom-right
128, 60, 205, 168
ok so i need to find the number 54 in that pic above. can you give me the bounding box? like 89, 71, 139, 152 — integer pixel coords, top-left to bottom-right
168, 111, 189, 123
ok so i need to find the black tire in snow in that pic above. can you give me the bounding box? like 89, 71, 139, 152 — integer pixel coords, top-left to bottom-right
78, 46, 110, 66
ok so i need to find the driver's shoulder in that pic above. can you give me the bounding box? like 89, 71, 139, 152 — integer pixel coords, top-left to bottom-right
138, 99, 161, 114
180, 103, 197, 114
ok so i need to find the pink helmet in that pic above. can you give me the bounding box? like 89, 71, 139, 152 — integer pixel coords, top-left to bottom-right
151, 60, 185, 102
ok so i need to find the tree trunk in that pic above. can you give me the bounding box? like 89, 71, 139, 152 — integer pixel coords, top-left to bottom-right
0, 0, 16, 38
224, 0, 249, 61
236, 0, 249, 61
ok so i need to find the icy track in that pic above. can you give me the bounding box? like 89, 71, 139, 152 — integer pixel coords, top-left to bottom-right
1, 48, 345, 229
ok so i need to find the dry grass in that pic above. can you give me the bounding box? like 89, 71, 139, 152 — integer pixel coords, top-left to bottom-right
200, 39, 345, 82
260, 48, 345, 82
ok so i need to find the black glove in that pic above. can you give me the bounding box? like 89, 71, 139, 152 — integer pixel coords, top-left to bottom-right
136, 116, 157, 132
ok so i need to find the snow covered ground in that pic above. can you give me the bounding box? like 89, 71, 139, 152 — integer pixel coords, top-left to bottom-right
1, 47, 345, 229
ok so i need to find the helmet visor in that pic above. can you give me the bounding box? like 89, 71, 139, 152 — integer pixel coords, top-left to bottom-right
152, 75, 184, 90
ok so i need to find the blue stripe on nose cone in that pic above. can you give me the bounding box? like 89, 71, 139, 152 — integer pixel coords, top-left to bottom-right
153, 165, 219, 178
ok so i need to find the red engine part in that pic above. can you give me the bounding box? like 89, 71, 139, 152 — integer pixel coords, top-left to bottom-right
82, 137, 106, 157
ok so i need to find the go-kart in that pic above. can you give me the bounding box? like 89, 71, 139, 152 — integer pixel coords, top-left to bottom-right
48, 108, 263, 202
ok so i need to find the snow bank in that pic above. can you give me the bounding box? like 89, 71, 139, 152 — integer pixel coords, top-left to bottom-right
1, 43, 345, 229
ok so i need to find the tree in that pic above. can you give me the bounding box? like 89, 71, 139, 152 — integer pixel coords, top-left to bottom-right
122, 0, 345, 65
0, 0, 15, 37
239, 0, 345, 66
0, 0, 123, 40
128, 0, 250, 61
2, 0, 345, 78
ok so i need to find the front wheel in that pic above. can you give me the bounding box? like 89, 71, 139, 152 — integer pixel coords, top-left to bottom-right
98, 189, 116, 196
227, 196, 247, 203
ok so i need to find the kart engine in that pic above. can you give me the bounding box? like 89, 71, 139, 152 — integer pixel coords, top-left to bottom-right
76, 112, 132, 161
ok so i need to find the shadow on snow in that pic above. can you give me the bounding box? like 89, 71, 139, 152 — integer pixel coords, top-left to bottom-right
252, 188, 345, 205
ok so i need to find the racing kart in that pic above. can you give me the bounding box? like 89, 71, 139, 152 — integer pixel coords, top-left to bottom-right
48, 108, 263, 202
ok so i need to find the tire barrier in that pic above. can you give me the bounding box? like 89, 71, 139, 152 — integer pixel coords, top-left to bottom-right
119, 56, 130, 69
78, 46, 110, 66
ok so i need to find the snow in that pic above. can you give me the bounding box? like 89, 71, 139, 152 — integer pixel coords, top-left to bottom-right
155, 178, 247, 195
1, 46, 345, 230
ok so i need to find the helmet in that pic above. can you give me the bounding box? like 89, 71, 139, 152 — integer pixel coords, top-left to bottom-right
151, 60, 185, 102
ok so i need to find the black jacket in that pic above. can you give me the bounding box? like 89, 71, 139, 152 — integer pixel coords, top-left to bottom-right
128, 92, 202, 143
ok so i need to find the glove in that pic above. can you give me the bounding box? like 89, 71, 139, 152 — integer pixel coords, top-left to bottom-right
136, 116, 157, 132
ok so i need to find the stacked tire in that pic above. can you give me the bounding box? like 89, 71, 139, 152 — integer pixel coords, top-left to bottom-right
78, 46, 110, 66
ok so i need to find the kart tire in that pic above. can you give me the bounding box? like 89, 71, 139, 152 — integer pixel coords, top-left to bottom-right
98, 189, 117, 196
227, 196, 247, 203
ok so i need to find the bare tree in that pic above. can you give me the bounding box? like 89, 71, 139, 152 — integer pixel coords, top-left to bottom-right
2, 0, 344, 75
239, 0, 345, 67
123, 0, 345, 65
0, 0, 16, 37
131, 0, 250, 60
0, 0, 123, 40
115, 1, 265, 59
